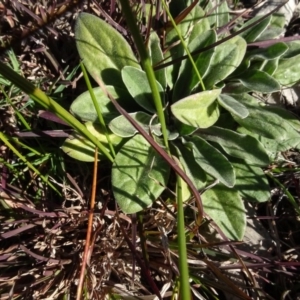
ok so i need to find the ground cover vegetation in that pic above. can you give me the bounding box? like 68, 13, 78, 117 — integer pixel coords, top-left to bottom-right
0, 0, 300, 299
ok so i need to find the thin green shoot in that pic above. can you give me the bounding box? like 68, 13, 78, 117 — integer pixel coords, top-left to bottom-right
176, 165, 191, 299
1, 86, 31, 130
0, 131, 60, 195
118, 0, 170, 154
161, 0, 206, 91
0, 61, 114, 162
80, 62, 116, 158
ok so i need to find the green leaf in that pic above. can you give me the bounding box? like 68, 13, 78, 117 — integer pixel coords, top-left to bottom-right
274, 54, 300, 87
122, 66, 164, 113
173, 142, 206, 191
75, 13, 140, 88
246, 42, 288, 61
218, 94, 249, 119
202, 185, 246, 240
149, 31, 167, 89
281, 41, 300, 58
264, 105, 300, 131
238, 126, 300, 159
173, 30, 216, 102
70, 86, 133, 123
233, 94, 300, 141
232, 160, 270, 202
171, 89, 221, 128
61, 123, 123, 162
206, 0, 229, 29
61, 133, 98, 162
203, 36, 247, 88
198, 126, 270, 166
164, 5, 197, 88
186, 136, 235, 187
238, 15, 271, 42
112, 134, 170, 213
109, 112, 161, 138
188, 6, 211, 42
257, 27, 285, 41
263, 58, 279, 75
237, 126, 280, 160
238, 69, 280, 93
215, 0, 230, 29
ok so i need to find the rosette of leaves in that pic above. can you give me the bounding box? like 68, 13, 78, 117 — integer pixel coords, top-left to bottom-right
64, 1, 300, 240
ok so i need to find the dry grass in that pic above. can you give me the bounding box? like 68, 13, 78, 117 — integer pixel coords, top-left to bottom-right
1, 1, 300, 299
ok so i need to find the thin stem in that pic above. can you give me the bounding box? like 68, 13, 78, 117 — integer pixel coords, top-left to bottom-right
76, 148, 98, 300
0, 61, 114, 162
118, 0, 170, 154
176, 171, 191, 299
80, 62, 116, 158
0, 132, 60, 194
161, 0, 205, 91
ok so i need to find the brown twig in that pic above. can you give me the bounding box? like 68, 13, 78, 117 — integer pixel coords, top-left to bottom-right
76, 147, 98, 300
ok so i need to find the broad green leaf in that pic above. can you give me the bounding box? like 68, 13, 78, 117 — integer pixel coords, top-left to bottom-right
230, 43, 287, 79
188, 6, 211, 42
238, 15, 271, 42
237, 126, 281, 160
171, 89, 221, 128
75, 13, 140, 88
61, 123, 123, 162
149, 31, 167, 89
232, 160, 270, 203
109, 112, 161, 138
215, 0, 230, 29
264, 105, 300, 131
173, 143, 206, 191
281, 41, 300, 58
218, 94, 249, 119
270, 14, 285, 29
274, 54, 300, 86
263, 58, 279, 75
164, 2, 205, 88
205, 0, 229, 29
203, 36, 247, 88
233, 95, 300, 141
164, 5, 197, 88
122, 66, 164, 113
173, 30, 216, 102
198, 126, 270, 166
70, 86, 133, 123
61, 134, 98, 162
238, 69, 280, 93
186, 136, 235, 187
238, 126, 300, 159
112, 134, 170, 213
202, 185, 246, 240
246, 42, 288, 61
257, 27, 285, 41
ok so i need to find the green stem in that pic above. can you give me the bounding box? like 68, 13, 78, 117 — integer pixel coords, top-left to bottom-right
161, 0, 205, 91
0, 61, 114, 163
0, 132, 60, 194
176, 173, 191, 299
118, 0, 170, 154
80, 62, 116, 158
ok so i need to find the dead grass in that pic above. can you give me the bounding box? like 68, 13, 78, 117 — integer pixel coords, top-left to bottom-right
1, 0, 300, 299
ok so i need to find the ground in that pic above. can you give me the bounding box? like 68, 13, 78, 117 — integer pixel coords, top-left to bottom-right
0, 1, 300, 299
